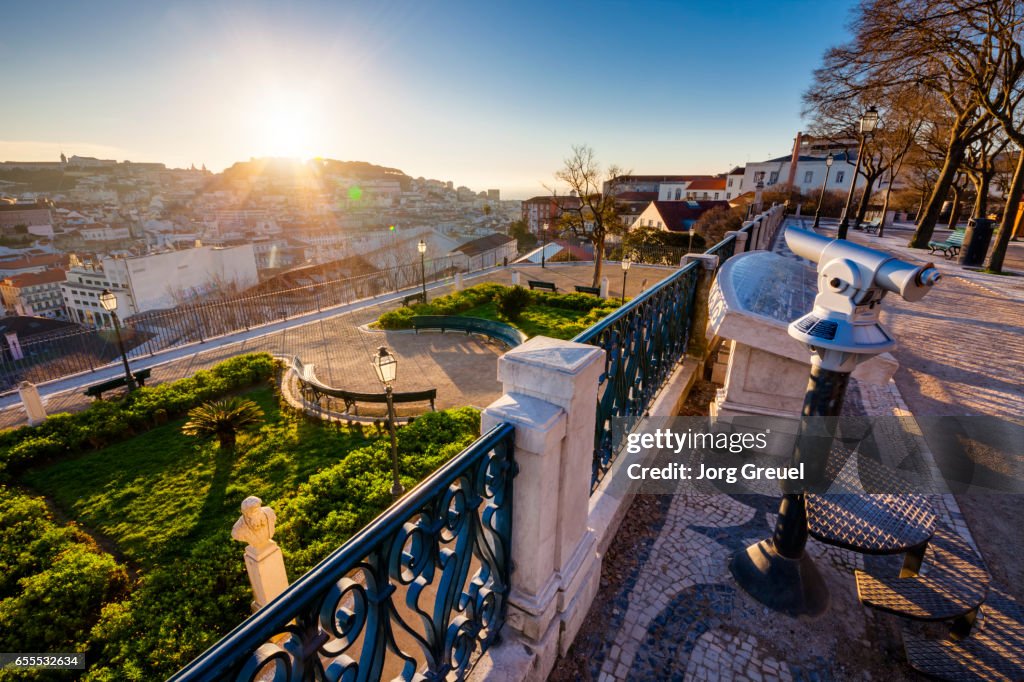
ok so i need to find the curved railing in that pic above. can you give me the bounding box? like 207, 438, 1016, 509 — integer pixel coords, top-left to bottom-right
169, 422, 516, 682
412, 315, 528, 348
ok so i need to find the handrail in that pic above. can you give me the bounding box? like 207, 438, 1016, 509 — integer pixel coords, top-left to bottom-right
170, 421, 516, 681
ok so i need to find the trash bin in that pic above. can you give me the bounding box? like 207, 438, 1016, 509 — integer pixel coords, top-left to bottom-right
958, 217, 994, 267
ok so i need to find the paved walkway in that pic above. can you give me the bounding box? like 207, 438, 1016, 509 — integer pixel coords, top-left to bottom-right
0, 262, 674, 428
558, 219, 1023, 681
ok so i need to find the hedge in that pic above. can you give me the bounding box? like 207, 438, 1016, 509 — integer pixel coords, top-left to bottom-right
0, 353, 280, 480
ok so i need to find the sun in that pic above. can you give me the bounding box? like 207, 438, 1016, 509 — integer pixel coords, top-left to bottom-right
249, 90, 320, 159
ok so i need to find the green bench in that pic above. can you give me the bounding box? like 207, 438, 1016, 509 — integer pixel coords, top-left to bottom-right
928, 228, 965, 259
411, 315, 527, 348
528, 280, 557, 292
860, 218, 881, 234
574, 285, 601, 295
84, 368, 152, 399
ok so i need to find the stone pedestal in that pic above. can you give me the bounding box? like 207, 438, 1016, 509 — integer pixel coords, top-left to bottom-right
707, 251, 897, 419
231, 496, 289, 611
599, 276, 609, 298
480, 336, 604, 677
18, 381, 46, 425
455, 272, 464, 290
511, 270, 521, 286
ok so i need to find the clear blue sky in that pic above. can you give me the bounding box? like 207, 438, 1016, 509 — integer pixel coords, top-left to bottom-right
0, 0, 856, 198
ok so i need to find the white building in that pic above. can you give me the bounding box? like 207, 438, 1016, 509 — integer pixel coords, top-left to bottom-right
61, 244, 258, 325
738, 152, 904, 198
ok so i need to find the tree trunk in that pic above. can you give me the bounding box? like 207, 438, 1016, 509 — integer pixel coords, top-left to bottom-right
853, 176, 876, 228
592, 233, 604, 288
879, 182, 895, 238
973, 173, 990, 219
947, 184, 960, 230
987, 150, 1024, 273
218, 428, 236, 451
916, 190, 927, 221
908, 138, 967, 248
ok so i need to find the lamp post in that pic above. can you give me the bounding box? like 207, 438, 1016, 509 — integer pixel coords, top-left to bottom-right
99, 289, 137, 392
837, 107, 879, 240
812, 153, 835, 229
620, 258, 631, 306
541, 222, 548, 269
372, 346, 404, 500
417, 239, 427, 302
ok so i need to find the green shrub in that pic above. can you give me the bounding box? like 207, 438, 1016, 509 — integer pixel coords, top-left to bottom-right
494, 286, 531, 321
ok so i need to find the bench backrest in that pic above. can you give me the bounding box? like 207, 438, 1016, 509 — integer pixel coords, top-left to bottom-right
948, 229, 966, 245
574, 285, 600, 295
527, 280, 556, 290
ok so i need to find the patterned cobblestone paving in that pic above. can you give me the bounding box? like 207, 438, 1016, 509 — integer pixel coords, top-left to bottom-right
567, 220, 1020, 681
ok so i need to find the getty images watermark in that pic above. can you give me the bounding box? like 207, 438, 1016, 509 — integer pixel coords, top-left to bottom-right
603, 415, 1024, 497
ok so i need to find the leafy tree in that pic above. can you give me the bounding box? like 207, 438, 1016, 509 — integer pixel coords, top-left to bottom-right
181, 397, 264, 451
693, 206, 744, 246
550, 145, 626, 287
508, 219, 536, 251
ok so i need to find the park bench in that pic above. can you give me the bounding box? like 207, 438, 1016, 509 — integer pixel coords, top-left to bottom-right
574, 285, 601, 295
928, 227, 965, 259
528, 280, 557, 292
411, 315, 527, 348
84, 368, 152, 399
860, 219, 881, 234
403, 292, 426, 307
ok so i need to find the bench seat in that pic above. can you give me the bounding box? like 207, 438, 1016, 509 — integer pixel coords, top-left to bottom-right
928, 228, 966, 259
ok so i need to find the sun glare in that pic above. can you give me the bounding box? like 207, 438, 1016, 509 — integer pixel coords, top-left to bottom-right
248, 91, 320, 159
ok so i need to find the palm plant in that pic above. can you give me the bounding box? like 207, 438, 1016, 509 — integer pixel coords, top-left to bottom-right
181, 397, 264, 450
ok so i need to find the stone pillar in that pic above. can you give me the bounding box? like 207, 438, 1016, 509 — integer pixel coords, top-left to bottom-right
481, 336, 604, 675
727, 229, 749, 253
599, 276, 609, 298
231, 496, 289, 612
18, 382, 46, 425
454, 272, 464, 291
511, 270, 521, 286
683, 254, 719, 360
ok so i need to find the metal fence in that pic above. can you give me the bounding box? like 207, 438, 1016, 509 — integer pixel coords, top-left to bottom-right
574, 208, 778, 489
0, 255, 462, 392
169, 422, 516, 682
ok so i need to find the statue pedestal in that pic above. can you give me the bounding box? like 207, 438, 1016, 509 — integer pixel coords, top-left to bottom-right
244, 542, 289, 611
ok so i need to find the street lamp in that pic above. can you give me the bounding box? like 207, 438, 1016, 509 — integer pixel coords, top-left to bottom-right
417, 239, 427, 302
621, 258, 631, 306
837, 107, 879, 239
812, 153, 835, 229
99, 289, 137, 392
541, 222, 548, 269
372, 346, 404, 500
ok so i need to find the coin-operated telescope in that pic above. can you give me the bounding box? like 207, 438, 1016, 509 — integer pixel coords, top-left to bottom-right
785, 228, 941, 372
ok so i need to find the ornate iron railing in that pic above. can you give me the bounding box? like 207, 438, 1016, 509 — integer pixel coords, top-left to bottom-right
170, 422, 516, 682
573, 262, 700, 489
704, 233, 737, 262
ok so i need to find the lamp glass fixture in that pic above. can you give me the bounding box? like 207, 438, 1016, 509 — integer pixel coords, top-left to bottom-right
621, 259, 632, 272
826, 152, 834, 167
99, 289, 117, 312
860, 107, 879, 133
373, 346, 398, 385
417, 239, 426, 254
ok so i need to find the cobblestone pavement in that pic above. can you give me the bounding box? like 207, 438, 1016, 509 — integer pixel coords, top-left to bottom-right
561, 220, 1020, 681
0, 262, 673, 428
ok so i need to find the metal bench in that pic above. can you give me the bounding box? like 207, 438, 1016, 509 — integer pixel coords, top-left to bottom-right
411, 315, 527, 348
928, 228, 966, 259
403, 292, 426, 307
527, 280, 557, 292
291, 358, 437, 418
574, 285, 601, 295
84, 368, 153, 399
855, 526, 990, 622
860, 219, 882, 234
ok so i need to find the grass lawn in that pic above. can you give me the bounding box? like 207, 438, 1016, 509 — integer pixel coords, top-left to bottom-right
23, 387, 371, 569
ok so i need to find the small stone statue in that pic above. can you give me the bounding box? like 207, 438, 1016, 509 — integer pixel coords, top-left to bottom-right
231, 496, 277, 550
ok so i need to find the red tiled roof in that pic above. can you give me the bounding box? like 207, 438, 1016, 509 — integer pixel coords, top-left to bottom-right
646, 201, 731, 232
0, 253, 69, 271
1, 268, 67, 288
684, 178, 727, 191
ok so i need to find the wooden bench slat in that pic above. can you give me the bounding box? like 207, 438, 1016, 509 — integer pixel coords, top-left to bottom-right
527, 280, 557, 292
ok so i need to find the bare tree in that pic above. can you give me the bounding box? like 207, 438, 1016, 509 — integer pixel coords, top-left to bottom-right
549, 145, 626, 287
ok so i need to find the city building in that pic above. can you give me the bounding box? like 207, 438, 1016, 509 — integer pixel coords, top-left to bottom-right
521, 195, 582, 235
61, 245, 258, 325
658, 178, 728, 202
450, 233, 517, 271
0, 199, 53, 232
0, 268, 68, 318
630, 200, 731, 232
